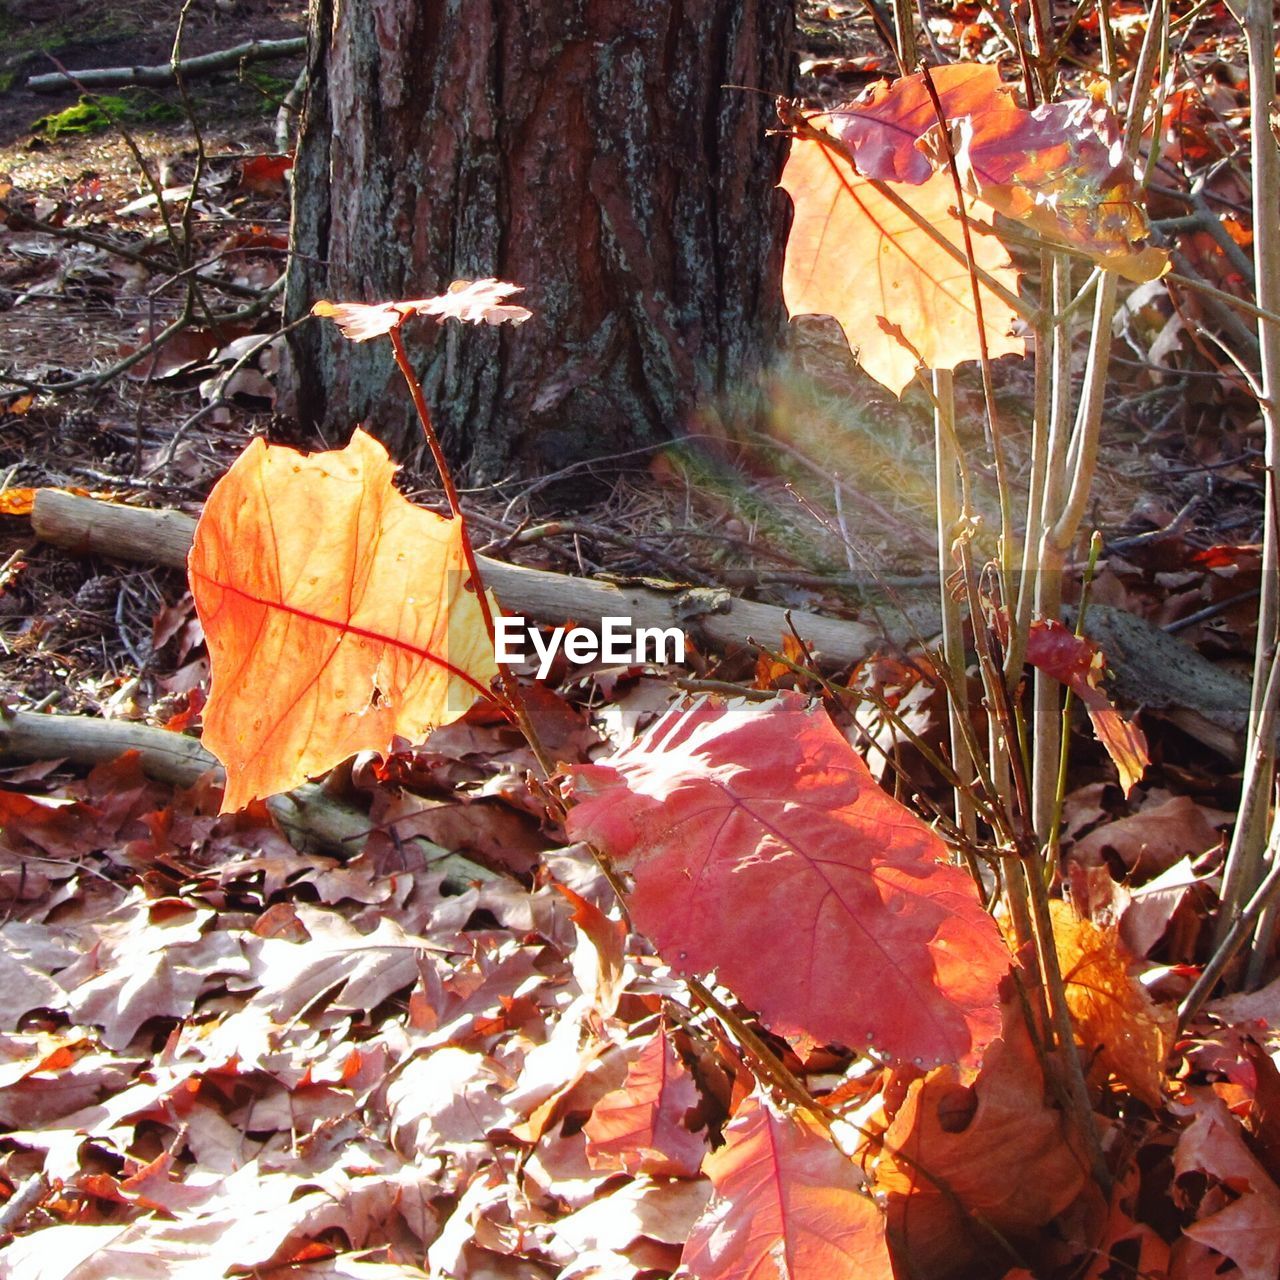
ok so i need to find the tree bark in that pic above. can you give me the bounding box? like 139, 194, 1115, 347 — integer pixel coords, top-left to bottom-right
284, 0, 793, 481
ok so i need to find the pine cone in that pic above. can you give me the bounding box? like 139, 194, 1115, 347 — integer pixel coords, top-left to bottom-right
72, 575, 118, 616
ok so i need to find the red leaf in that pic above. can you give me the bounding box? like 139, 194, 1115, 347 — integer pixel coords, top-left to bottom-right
584, 1025, 707, 1178
826, 66, 1167, 281
239, 153, 294, 193
1024, 619, 1149, 795
830, 63, 994, 184
566, 692, 1008, 1069
682, 1091, 893, 1280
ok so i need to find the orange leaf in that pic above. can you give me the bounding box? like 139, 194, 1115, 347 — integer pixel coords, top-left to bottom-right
951, 93, 1169, 282
0, 487, 37, 516
1, 392, 34, 416
877, 999, 1089, 1279
1052, 901, 1174, 1107
585, 1024, 707, 1178
683, 1091, 893, 1280
779, 134, 1024, 397
312, 279, 532, 342
0, 484, 97, 517
188, 428, 497, 811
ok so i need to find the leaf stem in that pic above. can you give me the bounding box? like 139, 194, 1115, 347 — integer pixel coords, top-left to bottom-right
388, 323, 558, 785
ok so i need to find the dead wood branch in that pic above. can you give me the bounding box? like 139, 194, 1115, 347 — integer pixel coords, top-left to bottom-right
27, 38, 307, 93
29, 490, 882, 667
0, 1174, 48, 1239
0, 708, 494, 886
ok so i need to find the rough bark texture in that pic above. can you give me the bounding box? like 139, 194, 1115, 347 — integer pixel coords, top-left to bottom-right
285, 0, 793, 481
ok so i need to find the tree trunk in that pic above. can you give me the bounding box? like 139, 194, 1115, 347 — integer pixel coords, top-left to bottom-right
284, 0, 794, 482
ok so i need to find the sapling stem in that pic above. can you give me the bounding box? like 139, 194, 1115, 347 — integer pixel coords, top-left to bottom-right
1215, 0, 1280, 972
1046, 532, 1104, 870
384, 322, 640, 925
933, 370, 979, 844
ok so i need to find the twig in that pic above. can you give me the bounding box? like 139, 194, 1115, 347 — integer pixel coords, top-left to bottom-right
1166, 269, 1280, 333
43, 57, 191, 297
683, 977, 1028, 1269
0, 708, 493, 887
1164, 587, 1263, 635
1179, 816, 1280, 1027
0, 1173, 48, 1238
0, 199, 263, 301
27, 37, 306, 92
149, 312, 312, 474
0, 276, 285, 394
171, 1, 208, 298
275, 64, 308, 154
475, 519, 711, 585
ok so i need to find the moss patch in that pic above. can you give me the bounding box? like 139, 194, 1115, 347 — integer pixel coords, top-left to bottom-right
34, 91, 184, 138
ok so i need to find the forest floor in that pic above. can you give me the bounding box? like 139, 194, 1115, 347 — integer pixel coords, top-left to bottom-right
0, 2, 1276, 1279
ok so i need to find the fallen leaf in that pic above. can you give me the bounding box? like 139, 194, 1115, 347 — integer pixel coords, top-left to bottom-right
558, 1175, 712, 1256
584, 1025, 707, 1178
123, 326, 228, 381
567, 692, 1009, 1070
1176, 1097, 1280, 1280
1, 392, 34, 416
682, 1090, 893, 1280
1073, 794, 1225, 881
387, 1047, 517, 1154
1052, 901, 1175, 1106
188, 429, 498, 810
1080, 1164, 1171, 1280
246, 905, 441, 1024
556, 883, 628, 1023
0, 485, 97, 517
239, 152, 294, 193
0, 487, 37, 516
54, 894, 249, 1051
877, 997, 1090, 1278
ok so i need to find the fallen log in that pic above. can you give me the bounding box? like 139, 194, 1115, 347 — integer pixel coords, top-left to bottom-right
0, 708, 495, 886
30, 489, 880, 667
27, 37, 307, 93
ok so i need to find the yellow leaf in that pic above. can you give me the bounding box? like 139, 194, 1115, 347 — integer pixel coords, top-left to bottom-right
779, 134, 1025, 397
1052, 900, 1174, 1107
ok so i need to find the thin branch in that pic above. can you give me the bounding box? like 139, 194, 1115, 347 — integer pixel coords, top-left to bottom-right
27, 37, 306, 92
0, 198, 264, 300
